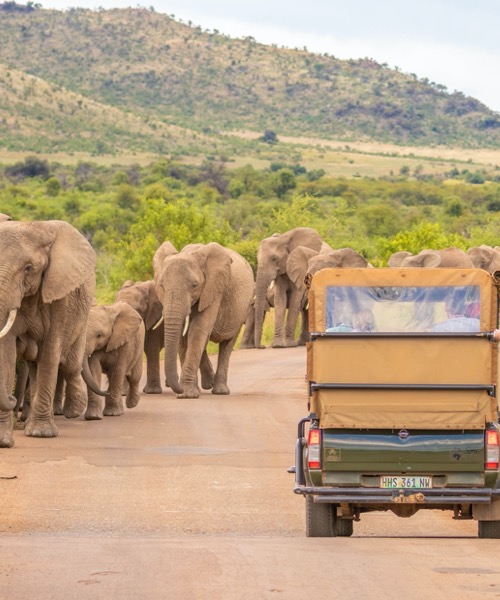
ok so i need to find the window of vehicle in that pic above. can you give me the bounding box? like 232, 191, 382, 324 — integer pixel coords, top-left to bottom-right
325, 285, 480, 333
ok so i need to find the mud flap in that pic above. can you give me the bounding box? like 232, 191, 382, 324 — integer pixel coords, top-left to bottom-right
473, 498, 500, 521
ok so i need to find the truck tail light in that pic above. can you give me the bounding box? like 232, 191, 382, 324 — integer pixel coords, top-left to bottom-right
485, 429, 499, 470
307, 428, 322, 470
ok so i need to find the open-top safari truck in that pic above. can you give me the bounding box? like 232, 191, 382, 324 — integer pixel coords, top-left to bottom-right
293, 267, 500, 537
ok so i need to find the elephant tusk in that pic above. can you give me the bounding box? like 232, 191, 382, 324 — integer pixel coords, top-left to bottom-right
182, 316, 190, 336
152, 315, 164, 330
0, 309, 17, 339
268, 280, 275, 291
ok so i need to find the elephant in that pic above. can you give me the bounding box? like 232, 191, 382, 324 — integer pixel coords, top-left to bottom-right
0, 220, 96, 446
254, 227, 323, 348
115, 279, 164, 394
0, 213, 12, 222
387, 251, 413, 268
389, 247, 474, 268
467, 245, 500, 274
153, 242, 254, 399
83, 301, 145, 420
286, 246, 370, 338
290, 246, 370, 280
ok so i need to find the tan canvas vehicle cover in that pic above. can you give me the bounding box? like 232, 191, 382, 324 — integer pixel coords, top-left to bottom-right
307, 268, 499, 429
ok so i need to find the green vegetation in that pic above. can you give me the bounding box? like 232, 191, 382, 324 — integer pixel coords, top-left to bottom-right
1, 156, 498, 302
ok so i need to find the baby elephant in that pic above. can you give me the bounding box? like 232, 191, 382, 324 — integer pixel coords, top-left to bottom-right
84, 301, 145, 420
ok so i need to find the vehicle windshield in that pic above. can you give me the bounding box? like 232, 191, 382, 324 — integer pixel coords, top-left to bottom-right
325, 285, 481, 333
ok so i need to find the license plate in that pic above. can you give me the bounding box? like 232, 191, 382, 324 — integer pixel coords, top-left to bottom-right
380, 476, 432, 489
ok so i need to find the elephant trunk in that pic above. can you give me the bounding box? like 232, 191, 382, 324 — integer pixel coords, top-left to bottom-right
82, 355, 107, 397
254, 271, 272, 348
163, 312, 185, 395
0, 307, 18, 411
0, 390, 16, 412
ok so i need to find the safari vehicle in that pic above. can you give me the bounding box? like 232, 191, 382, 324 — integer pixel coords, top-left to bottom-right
293, 267, 500, 538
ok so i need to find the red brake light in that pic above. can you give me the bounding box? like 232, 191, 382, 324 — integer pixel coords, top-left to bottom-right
485, 429, 499, 470
307, 429, 322, 470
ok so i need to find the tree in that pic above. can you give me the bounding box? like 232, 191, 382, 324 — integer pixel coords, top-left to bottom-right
260, 130, 278, 144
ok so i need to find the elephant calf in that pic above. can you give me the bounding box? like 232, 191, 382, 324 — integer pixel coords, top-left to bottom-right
83, 302, 145, 420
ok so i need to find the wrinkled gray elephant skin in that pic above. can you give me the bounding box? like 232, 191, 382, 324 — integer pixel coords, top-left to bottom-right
116, 279, 165, 393
154, 242, 254, 399
254, 227, 323, 349
0, 220, 96, 447
83, 301, 145, 420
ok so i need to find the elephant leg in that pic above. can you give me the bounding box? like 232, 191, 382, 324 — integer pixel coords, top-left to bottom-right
53, 368, 66, 416
20, 362, 36, 422
200, 350, 215, 390
239, 304, 256, 349
24, 351, 60, 438
14, 360, 29, 416
103, 364, 126, 416
64, 350, 89, 420
271, 282, 288, 348
143, 327, 163, 394
126, 357, 143, 409
85, 358, 103, 420
283, 288, 302, 347
178, 327, 211, 399
212, 337, 237, 395
297, 307, 310, 346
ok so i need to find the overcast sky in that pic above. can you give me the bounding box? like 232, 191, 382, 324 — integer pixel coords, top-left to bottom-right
38, 0, 500, 112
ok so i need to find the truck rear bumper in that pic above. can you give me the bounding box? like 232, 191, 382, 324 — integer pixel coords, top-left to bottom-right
294, 484, 500, 504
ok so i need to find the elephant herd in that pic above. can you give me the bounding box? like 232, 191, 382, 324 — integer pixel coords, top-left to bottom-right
0, 217, 498, 449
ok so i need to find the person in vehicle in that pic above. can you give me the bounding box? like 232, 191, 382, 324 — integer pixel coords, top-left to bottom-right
326, 308, 376, 332
432, 289, 480, 332
352, 309, 376, 332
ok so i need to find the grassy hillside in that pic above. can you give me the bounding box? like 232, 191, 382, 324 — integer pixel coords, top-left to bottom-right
0, 4, 499, 156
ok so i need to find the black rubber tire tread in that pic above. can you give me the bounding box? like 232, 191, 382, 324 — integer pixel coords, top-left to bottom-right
305, 496, 336, 537
336, 518, 354, 537
478, 520, 500, 539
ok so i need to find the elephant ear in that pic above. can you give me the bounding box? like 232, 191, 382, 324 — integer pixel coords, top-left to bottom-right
106, 302, 143, 352
284, 227, 323, 253
42, 221, 96, 304
337, 248, 369, 268
196, 243, 232, 312
388, 251, 412, 268
144, 281, 163, 330
418, 250, 442, 268
287, 246, 318, 287
153, 241, 178, 281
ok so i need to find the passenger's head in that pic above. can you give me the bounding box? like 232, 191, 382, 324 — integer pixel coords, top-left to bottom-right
445, 290, 466, 318
353, 309, 376, 332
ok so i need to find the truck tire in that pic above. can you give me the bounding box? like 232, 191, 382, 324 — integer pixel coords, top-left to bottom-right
478, 520, 500, 539
305, 496, 336, 537
336, 518, 354, 537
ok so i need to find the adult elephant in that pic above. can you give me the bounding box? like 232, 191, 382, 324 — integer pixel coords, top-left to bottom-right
390, 247, 474, 268
467, 245, 500, 274
254, 227, 323, 348
287, 246, 370, 338
0, 220, 96, 446
83, 302, 145, 420
153, 242, 254, 399
115, 279, 165, 394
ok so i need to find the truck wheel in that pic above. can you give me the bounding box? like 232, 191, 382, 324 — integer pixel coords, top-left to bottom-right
336, 518, 354, 537
478, 520, 500, 539
305, 496, 336, 537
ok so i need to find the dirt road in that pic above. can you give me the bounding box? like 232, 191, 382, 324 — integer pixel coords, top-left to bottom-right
0, 347, 498, 599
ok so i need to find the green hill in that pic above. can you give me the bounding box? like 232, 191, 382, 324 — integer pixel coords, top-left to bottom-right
0, 4, 499, 155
